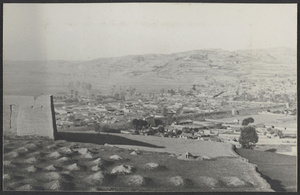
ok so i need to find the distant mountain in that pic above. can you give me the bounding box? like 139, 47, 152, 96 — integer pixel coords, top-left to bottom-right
3, 48, 296, 96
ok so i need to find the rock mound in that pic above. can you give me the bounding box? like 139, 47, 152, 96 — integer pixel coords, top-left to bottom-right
220, 176, 246, 187
143, 163, 167, 171
47, 151, 61, 159
104, 143, 114, 147
111, 165, 134, 175
46, 144, 57, 150
109, 155, 123, 161
169, 176, 193, 187
86, 171, 105, 185
55, 157, 71, 164
125, 175, 152, 187
67, 163, 82, 171
15, 147, 29, 154
197, 176, 219, 188
3, 174, 10, 180
44, 165, 61, 171
25, 165, 38, 173
44, 180, 74, 191
41, 172, 74, 182
17, 184, 34, 191
24, 157, 38, 163
25, 143, 38, 150
58, 147, 73, 155
4, 161, 15, 168
130, 151, 141, 155
5, 151, 19, 158
88, 158, 104, 166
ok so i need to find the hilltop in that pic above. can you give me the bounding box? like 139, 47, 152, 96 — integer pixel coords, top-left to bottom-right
3, 47, 296, 96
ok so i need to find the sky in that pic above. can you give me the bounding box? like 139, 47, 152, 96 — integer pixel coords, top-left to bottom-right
3, 3, 297, 61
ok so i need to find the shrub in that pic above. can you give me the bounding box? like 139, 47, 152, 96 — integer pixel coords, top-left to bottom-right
239, 126, 259, 149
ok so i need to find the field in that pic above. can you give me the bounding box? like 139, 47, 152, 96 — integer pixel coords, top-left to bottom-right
3, 134, 272, 192
236, 148, 297, 192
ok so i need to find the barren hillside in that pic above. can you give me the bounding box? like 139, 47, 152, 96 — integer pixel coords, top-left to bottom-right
3, 48, 296, 96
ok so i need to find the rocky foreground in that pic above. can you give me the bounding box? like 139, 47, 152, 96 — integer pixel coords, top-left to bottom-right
3, 138, 273, 192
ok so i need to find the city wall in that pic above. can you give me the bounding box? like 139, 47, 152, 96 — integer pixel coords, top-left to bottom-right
3, 95, 57, 139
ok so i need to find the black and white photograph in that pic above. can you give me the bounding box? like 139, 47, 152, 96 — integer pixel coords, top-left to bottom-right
2, 3, 297, 192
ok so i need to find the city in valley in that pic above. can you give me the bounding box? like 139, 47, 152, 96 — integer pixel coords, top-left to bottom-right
3, 4, 297, 193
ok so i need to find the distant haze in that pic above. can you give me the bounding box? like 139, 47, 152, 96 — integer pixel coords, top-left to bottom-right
3, 3, 297, 61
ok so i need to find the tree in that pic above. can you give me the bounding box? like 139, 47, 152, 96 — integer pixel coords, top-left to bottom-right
239, 126, 259, 149
242, 117, 255, 126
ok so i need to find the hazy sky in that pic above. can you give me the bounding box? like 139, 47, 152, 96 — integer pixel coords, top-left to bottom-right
3, 3, 297, 61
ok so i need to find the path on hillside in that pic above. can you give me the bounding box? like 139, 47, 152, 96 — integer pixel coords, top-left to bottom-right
236, 148, 297, 192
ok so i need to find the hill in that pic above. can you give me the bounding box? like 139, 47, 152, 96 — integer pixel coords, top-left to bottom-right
3, 47, 296, 96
